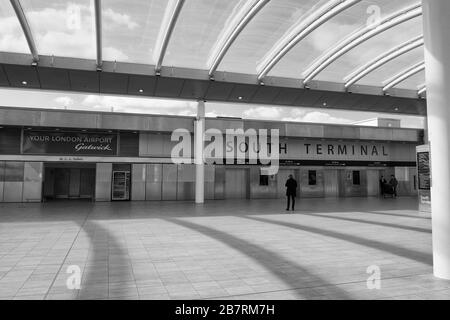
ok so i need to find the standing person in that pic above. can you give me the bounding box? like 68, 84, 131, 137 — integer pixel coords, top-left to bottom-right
389, 175, 399, 198
285, 174, 298, 212
379, 176, 387, 197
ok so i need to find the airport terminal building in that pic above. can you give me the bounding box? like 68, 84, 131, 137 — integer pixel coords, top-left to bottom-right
0, 106, 423, 203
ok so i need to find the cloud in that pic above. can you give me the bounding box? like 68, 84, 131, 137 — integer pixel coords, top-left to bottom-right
0, 16, 30, 53
103, 8, 138, 30
205, 111, 218, 118
103, 47, 129, 61
283, 111, 351, 124
242, 107, 284, 120
80, 95, 197, 116
308, 21, 357, 54
54, 96, 75, 106
0, 4, 131, 60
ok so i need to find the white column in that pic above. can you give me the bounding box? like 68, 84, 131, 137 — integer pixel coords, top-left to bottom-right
422, 0, 450, 280
195, 100, 205, 204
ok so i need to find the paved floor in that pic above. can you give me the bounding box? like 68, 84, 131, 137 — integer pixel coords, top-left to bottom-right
0, 197, 449, 300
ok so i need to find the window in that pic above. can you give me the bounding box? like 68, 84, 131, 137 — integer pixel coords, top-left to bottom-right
352, 171, 360, 185
259, 174, 269, 186
308, 170, 317, 186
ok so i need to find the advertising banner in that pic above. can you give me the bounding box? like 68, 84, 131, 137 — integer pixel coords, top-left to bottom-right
23, 131, 117, 156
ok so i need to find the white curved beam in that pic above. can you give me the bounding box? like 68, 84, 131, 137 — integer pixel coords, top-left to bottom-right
302, 3, 422, 85
94, 0, 102, 70
418, 84, 427, 96
382, 61, 425, 92
344, 35, 423, 88
208, 0, 269, 78
10, 0, 39, 63
154, 0, 185, 74
257, 0, 361, 81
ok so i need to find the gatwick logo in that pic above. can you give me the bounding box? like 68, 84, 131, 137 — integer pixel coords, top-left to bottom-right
171, 128, 280, 175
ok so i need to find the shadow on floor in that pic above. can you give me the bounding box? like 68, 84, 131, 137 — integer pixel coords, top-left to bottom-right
41, 205, 130, 300
363, 211, 431, 220
76, 220, 129, 300
296, 212, 431, 234
242, 216, 432, 266
167, 217, 352, 299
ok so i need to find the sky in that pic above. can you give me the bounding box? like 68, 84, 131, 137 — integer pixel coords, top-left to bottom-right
0, 87, 425, 128
0, 1, 426, 128
0, 0, 425, 86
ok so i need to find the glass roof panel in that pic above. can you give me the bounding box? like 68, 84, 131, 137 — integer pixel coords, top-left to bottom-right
217, 0, 331, 75
162, 0, 246, 70
355, 46, 424, 87
20, 0, 96, 59
315, 17, 423, 85
384, 69, 425, 90
101, 0, 166, 64
267, 0, 420, 80
0, 2, 30, 53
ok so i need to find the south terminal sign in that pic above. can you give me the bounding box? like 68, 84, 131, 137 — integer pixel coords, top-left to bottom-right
23, 131, 117, 156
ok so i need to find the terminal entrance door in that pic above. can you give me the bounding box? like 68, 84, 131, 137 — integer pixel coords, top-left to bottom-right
43, 163, 95, 200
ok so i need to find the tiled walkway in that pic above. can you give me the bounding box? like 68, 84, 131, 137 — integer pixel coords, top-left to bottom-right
0, 197, 449, 300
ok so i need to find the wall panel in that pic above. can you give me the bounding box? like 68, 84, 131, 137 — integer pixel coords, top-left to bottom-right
95, 163, 112, 202
3, 162, 24, 202
146, 164, 162, 200
162, 164, 177, 200
205, 165, 215, 200
177, 164, 195, 201
132, 164, 146, 201
299, 169, 325, 198
249, 166, 277, 199
0, 162, 4, 202
23, 162, 43, 202
324, 169, 339, 198
214, 166, 225, 200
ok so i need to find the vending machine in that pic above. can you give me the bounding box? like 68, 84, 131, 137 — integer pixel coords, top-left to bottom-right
112, 171, 131, 201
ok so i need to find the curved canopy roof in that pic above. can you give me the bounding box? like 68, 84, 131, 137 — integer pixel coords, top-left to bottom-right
0, 0, 427, 115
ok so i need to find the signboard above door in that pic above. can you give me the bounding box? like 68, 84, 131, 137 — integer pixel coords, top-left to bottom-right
23, 131, 118, 156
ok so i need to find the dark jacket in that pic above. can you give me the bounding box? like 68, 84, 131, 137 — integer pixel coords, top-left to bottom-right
285, 178, 298, 197
389, 178, 398, 187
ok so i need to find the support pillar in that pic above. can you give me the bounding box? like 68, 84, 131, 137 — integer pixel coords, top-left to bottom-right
422, 0, 450, 279
195, 100, 205, 204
